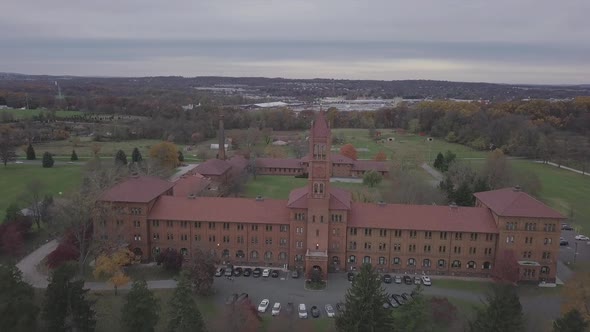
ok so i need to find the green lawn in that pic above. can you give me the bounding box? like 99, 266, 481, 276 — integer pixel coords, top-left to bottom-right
0, 108, 83, 120
0, 164, 83, 221
432, 279, 492, 293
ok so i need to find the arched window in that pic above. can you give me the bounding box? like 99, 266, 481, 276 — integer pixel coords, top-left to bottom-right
423, 259, 431, 268
236, 250, 245, 258
279, 252, 287, 261
152, 247, 160, 255
250, 250, 259, 260
452, 260, 461, 268
349, 255, 356, 263
467, 261, 476, 269
180, 248, 188, 256
438, 259, 446, 268
363, 256, 371, 264
264, 251, 273, 261
295, 254, 303, 262
483, 261, 492, 270
378, 257, 386, 265
540, 266, 550, 274
333, 256, 340, 264
393, 257, 400, 265
408, 258, 416, 266
222, 249, 230, 258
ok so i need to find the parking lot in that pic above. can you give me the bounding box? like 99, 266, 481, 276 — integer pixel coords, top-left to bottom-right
559, 227, 590, 280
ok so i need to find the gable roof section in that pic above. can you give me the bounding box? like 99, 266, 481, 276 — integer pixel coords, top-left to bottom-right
300, 153, 354, 164
473, 188, 565, 219
100, 176, 174, 203
172, 174, 211, 197
349, 202, 498, 233
352, 160, 389, 172
311, 111, 330, 138
149, 196, 289, 224
256, 158, 302, 169
286, 187, 351, 210
195, 158, 231, 176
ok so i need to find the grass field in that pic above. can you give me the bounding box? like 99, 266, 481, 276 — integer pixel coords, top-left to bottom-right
0, 108, 83, 120
0, 164, 83, 221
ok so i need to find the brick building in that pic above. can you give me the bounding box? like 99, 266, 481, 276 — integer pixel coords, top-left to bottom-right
97, 112, 564, 283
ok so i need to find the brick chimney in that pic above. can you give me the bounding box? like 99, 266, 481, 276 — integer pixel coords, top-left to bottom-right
218, 114, 226, 160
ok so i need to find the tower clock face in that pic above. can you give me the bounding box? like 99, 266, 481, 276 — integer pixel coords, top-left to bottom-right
314, 166, 326, 177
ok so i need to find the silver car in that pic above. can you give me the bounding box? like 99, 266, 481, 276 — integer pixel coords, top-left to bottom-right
325, 304, 336, 318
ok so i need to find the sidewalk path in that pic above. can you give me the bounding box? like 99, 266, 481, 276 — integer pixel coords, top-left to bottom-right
16, 239, 58, 288
421, 162, 443, 187
534, 161, 589, 176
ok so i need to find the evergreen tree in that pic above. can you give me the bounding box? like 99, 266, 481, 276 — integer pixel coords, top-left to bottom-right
0, 264, 39, 331
553, 309, 589, 332
121, 280, 160, 332
115, 149, 128, 166
473, 176, 491, 193
438, 177, 455, 201
469, 283, 524, 332
178, 150, 184, 162
433, 152, 445, 170
131, 147, 143, 163
71, 149, 78, 161
454, 181, 474, 206
443, 150, 457, 171
4, 202, 22, 222
394, 286, 432, 331
362, 170, 383, 188
42, 152, 54, 168
168, 272, 207, 332
335, 263, 394, 332
43, 264, 96, 332
26, 143, 36, 160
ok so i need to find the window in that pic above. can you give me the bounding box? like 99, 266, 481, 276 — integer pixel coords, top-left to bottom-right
393, 257, 401, 265
280, 225, 288, 232
455, 232, 463, 240
525, 223, 536, 231
440, 231, 448, 240
280, 238, 287, 246
540, 266, 550, 274
279, 252, 287, 261
542, 251, 551, 259
295, 254, 303, 262
134, 234, 141, 241
208, 235, 216, 242
438, 259, 446, 268
295, 213, 305, 221
523, 251, 532, 258
407, 258, 416, 266
484, 248, 493, 255
296, 241, 303, 248
194, 221, 201, 228
365, 228, 372, 236
423, 245, 431, 253
264, 251, 273, 261
237, 224, 244, 230
312, 216, 316, 223
470, 233, 478, 241
153, 233, 160, 240
393, 244, 401, 251
236, 250, 245, 258
439, 245, 446, 253
424, 231, 432, 239
408, 244, 416, 252
266, 225, 273, 232
167, 221, 173, 228
378, 243, 386, 251
453, 246, 461, 254
349, 255, 356, 263
467, 261, 476, 269
181, 234, 188, 241
349, 241, 357, 250
544, 224, 556, 232
251, 236, 258, 244
423, 259, 431, 267
379, 229, 387, 237
180, 221, 188, 228
208, 222, 215, 230
296, 227, 304, 234
469, 247, 477, 255
237, 236, 244, 244
544, 238, 552, 245
223, 222, 230, 230
485, 234, 494, 241
525, 237, 533, 244
506, 222, 517, 230
451, 260, 461, 268
316, 229, 320, 237
349, 228, 358, 236
332, 242, 340, 250
130, 207, 142, 215
506, 236, 514, 244
265, 238, 273, 245
364, 242, 372, 250
331, 214, 343, 222
320, 216, 324, 223
133, 220, 141, 227
117, 220, 124, 227
378, 257, 386, 265
194, 234, 201, 241
363, 256, 371, 264
250, 250, 259, 259
394, 230, 402, 237
409, 230, 417, 238
251, 224, 258, 231
223, 235, 230, 243
167, 233, 174, 240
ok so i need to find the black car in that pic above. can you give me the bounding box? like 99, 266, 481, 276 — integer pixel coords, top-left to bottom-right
243, 268, 252, 277
225, 293, 238, 305
387, 296, 399, 308
253, 268, 262, 278
233, 267, 243, 277
560, 239, 569, 246
236, 293, 249, 304
391, 294, 405, 305
562, 224, 574, 231
310, 306, 320, 318
347, 272, 355, 281
403, 275, 412, 285
401, 293, 412, 302
336, 302, 346, 312
383, 274, 392, 284
271, 270, 280, 278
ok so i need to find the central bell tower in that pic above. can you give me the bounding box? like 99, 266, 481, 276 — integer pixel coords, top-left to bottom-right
305, 111, 331, 275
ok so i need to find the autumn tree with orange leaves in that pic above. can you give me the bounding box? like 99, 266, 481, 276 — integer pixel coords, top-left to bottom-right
374, 151, 387, 161
340, 144, 358, 160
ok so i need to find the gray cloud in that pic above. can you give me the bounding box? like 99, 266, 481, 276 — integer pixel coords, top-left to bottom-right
1, 0, 589, 83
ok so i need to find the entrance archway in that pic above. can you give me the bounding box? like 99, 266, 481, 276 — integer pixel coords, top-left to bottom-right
133, 247, 143, 257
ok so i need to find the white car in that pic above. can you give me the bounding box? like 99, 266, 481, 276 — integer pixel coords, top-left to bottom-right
575, 235, 590, 241
325, 304, 336, 318
14, 161, 23, 164
421, 276, 432, 286
298, 303, 308, 318
258, 299, 270, 313
262, 268, 270, 277
271, 302, 281, 316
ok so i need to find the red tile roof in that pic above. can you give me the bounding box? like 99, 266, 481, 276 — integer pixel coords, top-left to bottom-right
311, 111, 330, 138
195, 158, 231, 176
148, 196, 290, 224
256, 158, 302, 169
99, 176, 174, 203
300, 154, 354, 164
172, 174, 211, 197
286, 187, 351, 210
352, 160, 390, 172
473, 188, 565, 219
348, 202, 498, 233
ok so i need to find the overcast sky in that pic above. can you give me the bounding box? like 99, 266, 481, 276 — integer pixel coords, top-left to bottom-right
1, 0, 589, 84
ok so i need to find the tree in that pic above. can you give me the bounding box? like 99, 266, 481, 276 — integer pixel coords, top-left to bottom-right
561, 272, 590, 322
264, 145, 287, 158
156, 248, 183, 271
93, 248, 133, 295
469, 283, 524, 332
178, 150, 185, 163
394, 286, 432, 331
168, 271, 207, 332
429, 297, 458, 329
91, 143, 102, 158
43, 264, 96, 332
20, 178, 45, 229
121, 280, 160, 332
42, 152, 54, 168
149, 141, 179, 169
215, 298, 261, 332
26, 143, 36, 160
473, 176, 490, 193
553, 309, 589, 332
131, 147, 143, 163
0, 264, 39, 331
433, 152, 445, 170
340, 144, 358, 160
114, 149, 128, 166
0, 222, 25, 257
71, 149, 78, 161
185, 248, 217, 296
46, 242, 79, 269
0, 137, 16, 166
362, 170, 383, 188
481, 149, 512, 189
454, 181, 474, 206
4, 202, 22, 222
374, 151, 386, 161
442, 150, 457, 171
335, 263, 394, 332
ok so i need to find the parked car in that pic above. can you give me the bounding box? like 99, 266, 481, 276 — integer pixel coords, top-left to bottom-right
253, 268, 262, 278
215, 267, 224, 277
291, 270, 300, 279
298, 304, 308, 318
413, 276, 421, 285
271, 270, 280, 278
236, 293, 249, 304
383, 274, 392, 284
562, 224, 574, 231
271, 302, 281, 316
575, 235, 590, 241
258, 299, 270, 313
224, 267, 233, 277
262, 268, 271, 277
347, 272, 355, 281
311, 306, 320, 318
403, 275, 412, 285
336, 302, 346, 312
233, 267, 243, 277
394, 275, 402, 284
560, 239, 569, 246
421, 276, 432, 286
225, 293, 238, 305
401, 293, 412, 302
391, 294, 405, 305
325, 304, 336, 318
243, 268, 252, 277
387, 296, 399, 308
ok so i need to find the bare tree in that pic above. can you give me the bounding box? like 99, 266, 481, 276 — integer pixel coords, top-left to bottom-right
20, 179, 45, 229
0, 136, 16, 166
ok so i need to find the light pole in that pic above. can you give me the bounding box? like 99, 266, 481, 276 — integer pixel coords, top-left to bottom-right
574, 241, 578, 265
